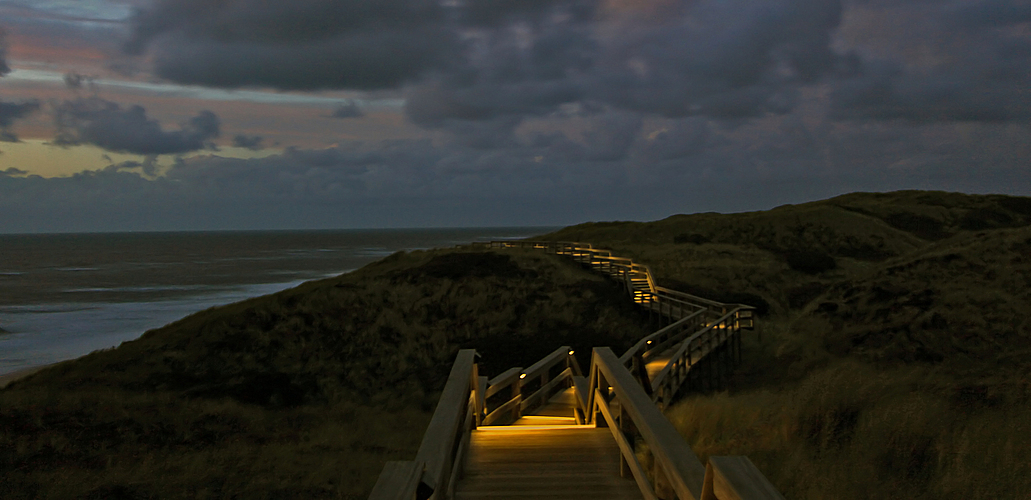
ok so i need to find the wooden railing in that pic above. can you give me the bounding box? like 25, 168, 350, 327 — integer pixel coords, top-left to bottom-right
589, 347, 782, 500
369, 350, 481, 500
485, 240, 755, 330
590, 347, 707, 499
481, 345, 585, 425
371, 241, 782, 500
649, 309, 746, 409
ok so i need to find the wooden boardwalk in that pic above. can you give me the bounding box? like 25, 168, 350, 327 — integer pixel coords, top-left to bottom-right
370, 242, 782, 500
457, 427, 642, 499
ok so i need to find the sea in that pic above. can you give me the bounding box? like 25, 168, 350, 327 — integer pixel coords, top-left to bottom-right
0, 228, 554, 376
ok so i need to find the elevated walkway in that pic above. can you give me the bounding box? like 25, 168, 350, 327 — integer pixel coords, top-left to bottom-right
369, 242, 783, 500
458, 426, 641, 499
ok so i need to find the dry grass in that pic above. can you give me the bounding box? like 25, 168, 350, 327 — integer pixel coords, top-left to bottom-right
0, 248, 650, 499
5, 190, 1031, 498
543, 190, 1031, 499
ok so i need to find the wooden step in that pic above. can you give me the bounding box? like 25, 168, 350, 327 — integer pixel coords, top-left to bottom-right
455, 427, 642, 499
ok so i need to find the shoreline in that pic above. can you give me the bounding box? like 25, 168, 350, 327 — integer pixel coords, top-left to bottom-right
0, 363, 54, 388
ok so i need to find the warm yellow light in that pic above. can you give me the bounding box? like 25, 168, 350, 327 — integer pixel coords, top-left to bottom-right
519, 373, 526, 379
568, 350, 575, 355
646, 340, 653, 345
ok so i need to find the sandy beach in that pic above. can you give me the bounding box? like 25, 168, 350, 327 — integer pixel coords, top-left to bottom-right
0, 364, 53, 388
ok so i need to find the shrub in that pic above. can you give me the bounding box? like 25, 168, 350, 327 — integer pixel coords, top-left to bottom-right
883, 212, 950, 240
673, 233, 711, 245
785, 250, 837, 275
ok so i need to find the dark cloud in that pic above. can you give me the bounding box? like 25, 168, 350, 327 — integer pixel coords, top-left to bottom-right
53, 98, 220, 155
462, 0, 596, 27
329, 101, 364, 119
121, 0, 1031, 131
125, 0, 457, 90
0, 100, 41, 142
2, 110, 1031, 233
0, 26, 9, 77
638, 118, 711, 162
405, 0, 847, 130
232, 135, 264, 150
125, 0, 847, 123
831, 0, 1031, 123
63, 72, 97, 90
590, 0, 844, 118
111, 156, 161, 175
1, 167, 27, 176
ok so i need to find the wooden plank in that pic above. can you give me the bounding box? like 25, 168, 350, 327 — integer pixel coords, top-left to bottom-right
446, 408, 475, 499
414, 349, 476, 494
486, 367, 523, 398
521, 367, 572, 411
457, 427, 642, 499
476, 376, 488, 426
593, 347, 707, 500
368, 460, 423, 500
521, 345, 571, 383
702, 456, 786, 500
619, 311, 698, 365
641, 310, 706, 362
572, 375, 590, 414
650, 309, 739, 394
483, 394, 522, 425
595, 389, 660, 500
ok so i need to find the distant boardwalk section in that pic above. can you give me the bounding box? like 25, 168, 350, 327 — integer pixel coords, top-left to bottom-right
369, 241, 782, 500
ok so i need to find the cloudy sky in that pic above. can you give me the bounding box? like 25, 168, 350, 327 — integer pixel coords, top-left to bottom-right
0, 0, 1029, 233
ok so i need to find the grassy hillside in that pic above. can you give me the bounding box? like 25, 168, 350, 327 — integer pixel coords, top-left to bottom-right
543, 190, 1031, 499
0, 248, 649, 499
4, 190, 1029, 499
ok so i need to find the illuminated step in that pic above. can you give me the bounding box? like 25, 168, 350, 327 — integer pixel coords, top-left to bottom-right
455, 427, 643, 499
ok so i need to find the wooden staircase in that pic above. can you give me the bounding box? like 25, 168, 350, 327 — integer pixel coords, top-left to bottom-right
369, 241, 782, 500
458, 386, 640, 498
457, 424, 641, 499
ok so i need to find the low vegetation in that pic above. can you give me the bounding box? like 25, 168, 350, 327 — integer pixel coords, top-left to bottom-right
4, 189, 1029, 499
0, 249, 649, 499
543, 190, 1031, 499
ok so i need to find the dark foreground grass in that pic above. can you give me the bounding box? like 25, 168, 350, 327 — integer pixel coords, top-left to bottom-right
543, 190, 1031, 499
0, 248, 650, 499
6, 189, 1030, 499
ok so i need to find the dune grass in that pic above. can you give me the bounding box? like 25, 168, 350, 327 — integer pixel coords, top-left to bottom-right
541, 190, 1031, 499
0, 248, 650, 499
4, 190, 1030, 498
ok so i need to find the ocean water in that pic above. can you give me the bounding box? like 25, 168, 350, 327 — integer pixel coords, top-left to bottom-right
0, 228, 553, 375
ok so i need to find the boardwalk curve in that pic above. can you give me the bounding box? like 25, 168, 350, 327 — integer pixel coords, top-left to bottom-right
369, 242, 784, 500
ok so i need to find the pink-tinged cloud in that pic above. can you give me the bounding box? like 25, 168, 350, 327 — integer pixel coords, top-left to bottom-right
53, 98, 220, 155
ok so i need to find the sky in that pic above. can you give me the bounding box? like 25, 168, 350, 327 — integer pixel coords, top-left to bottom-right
0, 0, 1029, 233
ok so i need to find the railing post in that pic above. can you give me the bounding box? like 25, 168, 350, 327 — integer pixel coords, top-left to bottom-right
654, 462, 674, 500
619, 404, 631, 478
511, 375, 522, 422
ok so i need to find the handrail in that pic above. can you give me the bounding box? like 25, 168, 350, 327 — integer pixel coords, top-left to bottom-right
485, 367, 522, 398
649, 309, 743, 408
702, 456, 786, 500
487, 240, 756, 317
620, 309, 707, 366
370, 349, 481, 500
589, 347, 708, 500
521, 345, 574, 383
373, 241, 780, 500
482, 346, 583, 425
414, 350, 479, 499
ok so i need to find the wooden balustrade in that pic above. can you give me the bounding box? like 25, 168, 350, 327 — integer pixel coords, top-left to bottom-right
369, 350, 481, 500
649, 309, 744, 409
372, 241, 781, 500
589, 347, 708, 500
482, 345, 583, 425
702, 456, 785, 500
620, 309, 708, 367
